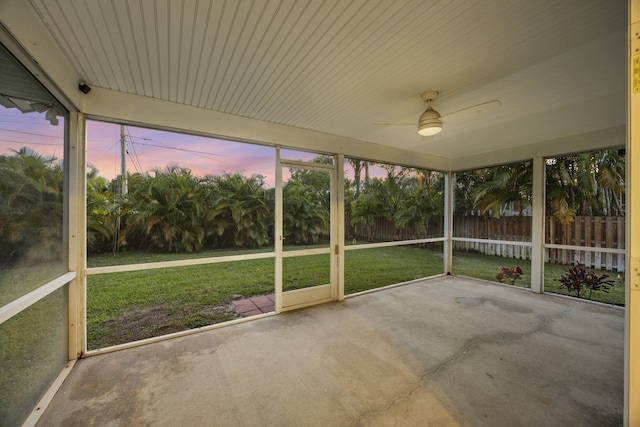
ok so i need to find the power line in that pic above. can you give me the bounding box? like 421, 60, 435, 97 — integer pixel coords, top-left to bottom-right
0, 139, 61, 146
0, 127, 64, 139
126, 127, 143, 174
129, 140, 222, 161
125, 131, 223, 159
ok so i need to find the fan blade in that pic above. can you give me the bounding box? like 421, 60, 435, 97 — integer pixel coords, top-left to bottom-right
372, 122, 415, 126
373, 99, 501, 127
441, 100, 501, 120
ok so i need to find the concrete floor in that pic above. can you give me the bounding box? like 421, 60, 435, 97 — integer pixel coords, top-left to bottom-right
38, 276, 624, 426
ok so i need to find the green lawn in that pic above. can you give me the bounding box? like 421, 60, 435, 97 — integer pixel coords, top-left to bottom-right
0, 261, 64, 307
87, 246, 274, 267
0, 288, 68, 427
85, 247, 625, 349
87, 258, 275, 349
344, 245, 444, 294
452, 251, 625, 305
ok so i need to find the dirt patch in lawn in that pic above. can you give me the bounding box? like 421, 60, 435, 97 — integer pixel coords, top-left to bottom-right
89, 303, 241, 350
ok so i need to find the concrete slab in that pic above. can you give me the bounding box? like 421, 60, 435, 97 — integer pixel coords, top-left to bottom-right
37, 277, 624, 426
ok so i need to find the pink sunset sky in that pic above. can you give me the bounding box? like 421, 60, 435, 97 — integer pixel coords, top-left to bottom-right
86, 120, 277, 184
0, 107, 386, 187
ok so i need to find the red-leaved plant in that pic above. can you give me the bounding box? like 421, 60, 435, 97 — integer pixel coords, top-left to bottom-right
558, 261, 614, 299
496, 266, 523, 286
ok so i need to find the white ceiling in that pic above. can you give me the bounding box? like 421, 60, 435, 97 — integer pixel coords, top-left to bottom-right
13, 0, 629, 161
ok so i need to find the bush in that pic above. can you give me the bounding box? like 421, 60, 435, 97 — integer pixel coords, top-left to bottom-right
496, 266, 523, 285
558, 261, 614, 299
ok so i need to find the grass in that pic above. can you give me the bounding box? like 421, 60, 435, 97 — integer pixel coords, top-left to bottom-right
283, 254, 330, 291
0, 261, 64, 307
452, 251, 533, 288
85, 246, 626, 349
453, 251, 625, 306
344, 245, 444, 294
544, 263, 625, 306
0, 287, 68, 427
88, 246, 274, 268
87, 258, 275, 349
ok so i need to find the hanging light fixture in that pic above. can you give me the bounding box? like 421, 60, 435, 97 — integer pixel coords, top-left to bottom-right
418, 91, 442, 136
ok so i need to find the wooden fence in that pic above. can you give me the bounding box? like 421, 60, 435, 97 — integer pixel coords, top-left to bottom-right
347, 214, 626, 271
452, 215, 532, 261
454, 215, 625, 271
346, 214, 444, 242
545, 216, 625, 272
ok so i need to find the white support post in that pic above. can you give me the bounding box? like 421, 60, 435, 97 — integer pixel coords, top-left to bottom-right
274, 147, 283, 313
530, 157, 545, 294
626, 1, 640, 423
67, 112, 86, 359
335, 154, 345, 301
443, 171, 453, 274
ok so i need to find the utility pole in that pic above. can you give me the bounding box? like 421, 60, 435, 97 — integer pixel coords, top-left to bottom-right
120, 124, 127, 197
114, 125, 127, 255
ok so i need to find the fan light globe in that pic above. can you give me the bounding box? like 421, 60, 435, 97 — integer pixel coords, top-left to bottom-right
418, 106, 442, 136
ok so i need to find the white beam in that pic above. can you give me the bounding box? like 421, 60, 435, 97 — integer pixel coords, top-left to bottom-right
530, 157, 545, 294
444, 172, 453, 274
336, 154, 345, 301
274, 148, 283, 313
83, 87, 451, 172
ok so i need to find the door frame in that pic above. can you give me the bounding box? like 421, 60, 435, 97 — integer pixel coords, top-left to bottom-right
274, 148, 344, 312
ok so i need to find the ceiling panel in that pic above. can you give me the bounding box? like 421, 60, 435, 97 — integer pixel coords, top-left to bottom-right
27, 0, 627, 160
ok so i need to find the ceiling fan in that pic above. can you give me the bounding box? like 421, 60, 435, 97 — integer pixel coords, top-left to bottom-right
373, 91, 501, 136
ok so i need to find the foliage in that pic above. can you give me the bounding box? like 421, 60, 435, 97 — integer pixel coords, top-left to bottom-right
350, 166, 444, 241
350, 179, 391, 241
455, 148, 625, 224
86, 165, 118, 253
122, 165, 213, 252
346, 158, 366, 197
395, 171, 444, 235
546, 150, 625, 224
5, 144, 623, 260
0, 147, 63, 264
496, 266, 523, 285
454, 162, 532, 217
204, 173, 273, 248
472, 162, 532, 217
558, 261, 615, 299
282, 156, 332, 245
289, 155, 333, 208
283, 180, 329, 244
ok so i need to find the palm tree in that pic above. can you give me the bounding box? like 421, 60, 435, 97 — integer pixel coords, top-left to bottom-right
471, 162, 532, 218
546, 148, 625, 224
86, 166, 117, 252
123, 165, 210, 252
283, 179, 329, 245
395, 170, 444, 238
0, 147, 63, 263
594, 149, 625, 215
350, 186, 388, 241
205, 173, 272, 248
346, 158, 364, 197
454, 148, 624, 226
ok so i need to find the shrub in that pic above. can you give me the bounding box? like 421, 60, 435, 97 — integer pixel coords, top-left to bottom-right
496, 266, 523, 285
558, 261, 614, 299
